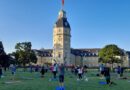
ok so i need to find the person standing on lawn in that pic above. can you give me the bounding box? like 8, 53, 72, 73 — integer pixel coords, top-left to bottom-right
120, 66, 124, 77
104, 66, 111, 85
77, 66, 83, 80
40, 65, 45, 78
53, 63, 58, 79
10, 64, 16, 80
58, 63, 65, 88
99, 64, 104, 79
117, 66, 121, 78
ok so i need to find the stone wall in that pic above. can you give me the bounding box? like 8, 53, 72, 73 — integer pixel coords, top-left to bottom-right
36, 56, 52, 65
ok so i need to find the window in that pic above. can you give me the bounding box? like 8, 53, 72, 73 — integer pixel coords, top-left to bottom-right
58, 36, 61, 41
89, 53, 91, 56
65, 41, 68, 44
58, 53, 61, 58
59, 29, 61, 32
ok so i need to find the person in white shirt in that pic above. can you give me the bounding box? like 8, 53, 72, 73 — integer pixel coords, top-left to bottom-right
53, 63, 58, 79
78, 66, 83, 80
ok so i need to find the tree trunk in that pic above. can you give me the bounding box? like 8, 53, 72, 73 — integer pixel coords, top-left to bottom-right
23, 63, 26, 72
111, 63, 114, 72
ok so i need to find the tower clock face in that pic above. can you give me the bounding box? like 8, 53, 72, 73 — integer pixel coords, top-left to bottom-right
58, 38, 60, 41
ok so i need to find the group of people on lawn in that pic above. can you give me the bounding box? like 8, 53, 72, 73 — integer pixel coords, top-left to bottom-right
0, 64, 16, 78
99, 64, 124, 85
0, 62, 125, 88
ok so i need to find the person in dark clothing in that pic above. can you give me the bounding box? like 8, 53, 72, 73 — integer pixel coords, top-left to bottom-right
45, 65, 48, 73
40, 66, 45, 78
104, 67, 110, 84
120, 67, 124, 77
35, 65, 39, 72
117, 66, 121, 78
0, 65, 2, 78
29, 64, 33, 73
99, 64, 104, 79
74, 66, 78, 76
58, 63, 65, 87
104, 66, 117, 86
71, 65, 75, 73
83, 65, 88, 73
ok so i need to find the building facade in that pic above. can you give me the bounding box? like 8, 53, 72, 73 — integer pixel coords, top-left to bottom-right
34, 48, 130, 67
34, 9, 130, 67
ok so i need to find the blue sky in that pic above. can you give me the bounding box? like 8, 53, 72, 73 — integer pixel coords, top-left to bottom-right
0, 0, 130, 53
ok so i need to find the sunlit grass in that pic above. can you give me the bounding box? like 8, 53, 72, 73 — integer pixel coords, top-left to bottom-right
0, 70, 130, 90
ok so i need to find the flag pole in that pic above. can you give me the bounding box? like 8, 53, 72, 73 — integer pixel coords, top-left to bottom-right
62, 0, 64, 10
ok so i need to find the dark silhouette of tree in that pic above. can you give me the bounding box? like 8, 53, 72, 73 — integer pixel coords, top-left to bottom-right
0, 41, 9, 71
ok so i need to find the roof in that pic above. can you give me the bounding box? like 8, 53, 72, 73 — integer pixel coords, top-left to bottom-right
126, 51, 130, 58
55, 18, 70, 28
71, 48, 100, 57
33, 49, 52, 57
33, 48, 100, 57
34, 48, 130, 58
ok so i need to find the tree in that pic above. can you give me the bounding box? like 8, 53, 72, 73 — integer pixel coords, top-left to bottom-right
98, 44, 124, 69
14, 42, 37, 67
29, 50, 37, 64
0, 41, 10, 71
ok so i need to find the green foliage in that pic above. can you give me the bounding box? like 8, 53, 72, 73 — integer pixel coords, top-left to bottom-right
99, 44, 123, 64
0, 41, 6, 56
14, 42, 37, 66
29, 50, 37, 63
0, 41, 9, 67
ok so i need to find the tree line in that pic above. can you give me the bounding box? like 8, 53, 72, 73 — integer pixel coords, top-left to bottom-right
0, 42, 37, 70
0, 41, 126, 70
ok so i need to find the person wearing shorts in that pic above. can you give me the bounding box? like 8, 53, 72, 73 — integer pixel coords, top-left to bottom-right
78, 67, 83, 80
53, 63, 58, 79
10, 64, 16, 75
104, 66, 111, 84
59, 75, 64, 83
10, 64, 16, 80
59, 63, 65, 87
99, 64, 104, 79
40, 65, 45, 78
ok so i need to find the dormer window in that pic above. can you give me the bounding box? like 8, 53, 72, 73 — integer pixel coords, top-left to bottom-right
89, 53, 91, 56
65, 22, 68, 26
58, 53, 61, 58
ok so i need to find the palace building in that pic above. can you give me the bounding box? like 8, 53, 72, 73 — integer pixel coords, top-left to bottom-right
34, 7, 130, 67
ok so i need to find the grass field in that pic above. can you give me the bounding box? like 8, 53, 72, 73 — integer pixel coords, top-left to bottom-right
0, 70, 130, 90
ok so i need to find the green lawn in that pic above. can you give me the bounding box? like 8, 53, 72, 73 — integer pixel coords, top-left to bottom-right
0, 70, 130, 90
